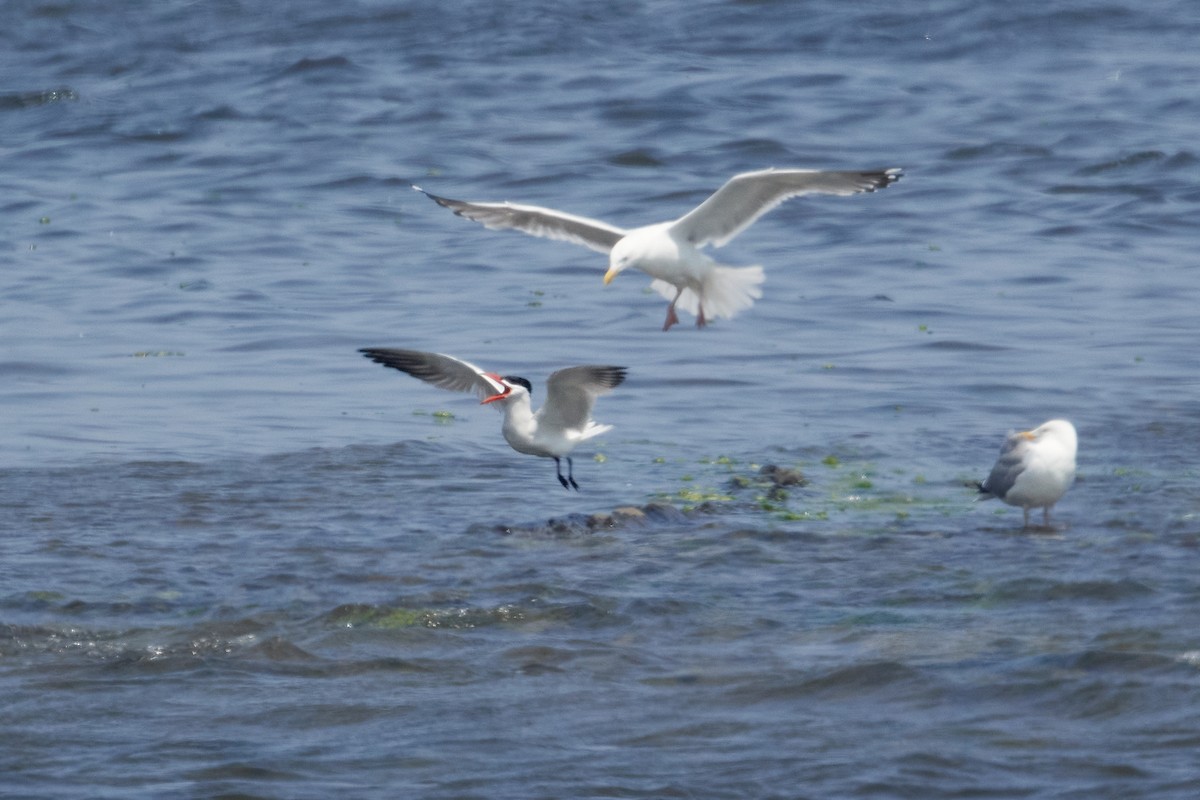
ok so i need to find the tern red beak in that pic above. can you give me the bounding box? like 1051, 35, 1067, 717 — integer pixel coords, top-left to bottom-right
480, 373, 509, 404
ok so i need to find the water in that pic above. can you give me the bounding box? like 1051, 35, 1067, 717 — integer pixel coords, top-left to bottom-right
3, 0, 1200, 796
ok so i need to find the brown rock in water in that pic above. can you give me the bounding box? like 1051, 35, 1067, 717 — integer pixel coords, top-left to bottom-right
638, 502, 687, 523
585, 512, 616, 530
586, 505, 649, 530
759, 464, 807, 487
491, 502, 684, 537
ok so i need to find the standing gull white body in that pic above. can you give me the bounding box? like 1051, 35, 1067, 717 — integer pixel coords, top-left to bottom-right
415, 167, 902, 331
975, 419, 1078, 529
360, 348, 626, 490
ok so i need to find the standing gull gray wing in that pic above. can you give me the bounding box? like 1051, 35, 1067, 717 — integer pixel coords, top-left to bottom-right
359, 348, 505, 402
413, 186, 627, 255
979, 431, 1033, 500
669, 167, 903, 249
538, 365, 627, 432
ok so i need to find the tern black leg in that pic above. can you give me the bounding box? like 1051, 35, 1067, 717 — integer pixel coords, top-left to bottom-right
566, 456, 579, 491
554, 457, 571, 490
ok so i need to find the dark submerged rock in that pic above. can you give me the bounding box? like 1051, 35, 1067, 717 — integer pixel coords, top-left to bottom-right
759, 464, 807, 487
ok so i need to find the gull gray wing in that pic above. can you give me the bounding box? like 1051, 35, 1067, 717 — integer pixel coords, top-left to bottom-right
414, 186, 626, 255
359, 348, 504, 401
539, 365, 627, 431
979, 431, 1032, 500
669, 167, 903, 248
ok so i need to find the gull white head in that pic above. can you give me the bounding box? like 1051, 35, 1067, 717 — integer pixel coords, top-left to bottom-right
1032, 422, 1080, 448
1023, 419, 1078, 452
603, 237, 637, 286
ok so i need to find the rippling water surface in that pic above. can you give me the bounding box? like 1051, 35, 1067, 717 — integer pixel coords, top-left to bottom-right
3, 1, 1200, 797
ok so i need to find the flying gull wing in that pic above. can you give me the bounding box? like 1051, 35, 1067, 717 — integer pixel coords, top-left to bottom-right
670, 167, 902, 248
415, 186, 626, 255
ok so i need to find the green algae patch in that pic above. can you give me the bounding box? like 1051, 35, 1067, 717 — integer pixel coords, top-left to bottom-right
25, 590, 67, 603
807, 459, 963, 525
658, 452, 962, 528
325, 604, 440, 629
373, 608, 429, 629
325, 603, 529, 630
677, 487, 734, 505
412, 409, 456, 424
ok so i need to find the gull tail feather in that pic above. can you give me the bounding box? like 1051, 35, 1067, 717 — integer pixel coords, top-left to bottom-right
970, 480, 996, 501
579, 421, 613, 441
650, 265, 765, 322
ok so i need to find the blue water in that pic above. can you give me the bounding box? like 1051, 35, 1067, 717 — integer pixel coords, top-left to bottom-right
3, 1, 1200, 797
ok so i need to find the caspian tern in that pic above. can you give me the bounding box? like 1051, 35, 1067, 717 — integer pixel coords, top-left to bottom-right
975, 419, 1077, 529
414, 167, 902, 331
359, 348, 626, 490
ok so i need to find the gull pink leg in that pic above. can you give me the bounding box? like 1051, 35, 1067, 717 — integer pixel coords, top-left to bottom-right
662, 288, 683, 332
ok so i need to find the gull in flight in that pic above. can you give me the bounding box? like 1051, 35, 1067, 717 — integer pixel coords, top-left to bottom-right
360, 348, 626, 490
414, 167, 902, 331
975, 419, 1077, 529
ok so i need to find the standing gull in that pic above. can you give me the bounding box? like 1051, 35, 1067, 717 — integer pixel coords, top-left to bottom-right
975, 419, 1077, 529
414, 167, 902, 331
360, 348, 626, 490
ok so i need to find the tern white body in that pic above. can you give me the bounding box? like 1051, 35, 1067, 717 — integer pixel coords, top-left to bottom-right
496, 386, 613, 459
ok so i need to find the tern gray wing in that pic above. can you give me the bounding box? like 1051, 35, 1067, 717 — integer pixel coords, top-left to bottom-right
414, 186, 627, 255
359, 348, 505, 401
538, 365, 627, 432
669, 167, 903, 249
979, 431, 1032, 500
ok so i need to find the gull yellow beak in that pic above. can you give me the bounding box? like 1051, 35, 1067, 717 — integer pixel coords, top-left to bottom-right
603, 267, 619, 286
1018, 430, 1036, 440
